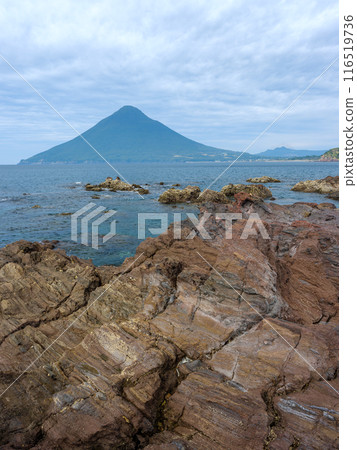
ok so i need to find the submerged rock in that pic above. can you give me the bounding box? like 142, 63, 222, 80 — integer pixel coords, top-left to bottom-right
85, 185, 103, 191
291, 175, 339, 195
327, 191, 339, 200
0, 200, 339, 448
221, 183, 272, 199
137, 188, 150, 195
246, 176, 281, 183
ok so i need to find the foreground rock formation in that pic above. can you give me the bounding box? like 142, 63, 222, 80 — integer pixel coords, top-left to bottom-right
246, 176, 281, 183
291, 175, 339, 200
0, 199, 338, 448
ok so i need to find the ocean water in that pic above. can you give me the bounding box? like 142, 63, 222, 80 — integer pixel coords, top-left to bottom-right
0, 162, 338, 266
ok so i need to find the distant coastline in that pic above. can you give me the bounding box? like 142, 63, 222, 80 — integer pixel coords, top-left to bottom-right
185, 159, 339, 163
17, 159, 339, 165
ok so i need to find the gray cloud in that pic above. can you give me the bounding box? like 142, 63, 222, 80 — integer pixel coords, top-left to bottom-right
0, 0, 338, 163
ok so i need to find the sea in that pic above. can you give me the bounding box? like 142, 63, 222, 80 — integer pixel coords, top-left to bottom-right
0, 162, 339, 266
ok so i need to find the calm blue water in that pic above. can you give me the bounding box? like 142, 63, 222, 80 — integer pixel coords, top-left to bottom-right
0, 162, 338, 265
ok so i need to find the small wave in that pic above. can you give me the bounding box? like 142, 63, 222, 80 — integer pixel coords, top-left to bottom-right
75, 181, 82, 185
0, 196, 24, 203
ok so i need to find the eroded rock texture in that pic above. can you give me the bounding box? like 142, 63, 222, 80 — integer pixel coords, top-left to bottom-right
158, 185, 202, 204
291, 175, 339, 199
221, 183, 273, 199
0, 199, 338, 449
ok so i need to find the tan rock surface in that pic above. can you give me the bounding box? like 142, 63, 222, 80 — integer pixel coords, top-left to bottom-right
246, 176, 281, 183
291, 175, 339, 195
221, 183, 273, 199
85, 176, 134, 192
194, 189, 230, 204
158, 185, 201, 203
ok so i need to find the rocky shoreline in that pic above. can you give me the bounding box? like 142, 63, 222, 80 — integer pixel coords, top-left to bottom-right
83, 175, 339, 205
0, 196, 338, 448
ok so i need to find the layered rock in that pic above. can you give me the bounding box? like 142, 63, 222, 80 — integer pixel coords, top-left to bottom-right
221, 183, 272, 199
246, 176, 281, 183
291, 175, 339, 199
0, 199, 339, 448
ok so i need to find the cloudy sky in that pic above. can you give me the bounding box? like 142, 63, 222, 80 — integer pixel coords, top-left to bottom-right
0, 0, 338, 164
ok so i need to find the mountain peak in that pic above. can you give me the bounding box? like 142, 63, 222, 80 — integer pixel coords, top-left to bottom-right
20, 107, 234, 164
266, 146, 290, 152
118, 105, 141, 112
115, 105, 145, 115
107, 105, 149, 123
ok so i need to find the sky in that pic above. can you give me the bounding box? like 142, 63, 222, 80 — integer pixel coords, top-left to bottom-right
0, 0, 338, 164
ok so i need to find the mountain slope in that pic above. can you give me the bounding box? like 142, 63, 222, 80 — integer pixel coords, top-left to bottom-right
19, 106, 240, 164
319, 147, 339, 161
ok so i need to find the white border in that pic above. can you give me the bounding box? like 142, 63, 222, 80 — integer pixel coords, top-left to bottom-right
340, 0, 357, 448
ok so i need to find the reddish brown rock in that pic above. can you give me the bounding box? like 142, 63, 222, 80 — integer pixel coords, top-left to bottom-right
0, 200, 338, 448
231, 192, 258, 211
